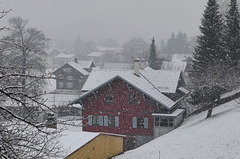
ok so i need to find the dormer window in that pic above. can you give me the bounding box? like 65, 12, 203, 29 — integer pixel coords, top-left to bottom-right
105, 92, 114, 104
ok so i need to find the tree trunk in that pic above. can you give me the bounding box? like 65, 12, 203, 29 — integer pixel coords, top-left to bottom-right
206, 103, 214, 118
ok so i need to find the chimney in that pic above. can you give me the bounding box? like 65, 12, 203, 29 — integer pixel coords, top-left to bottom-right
74, 57, 78, 64
134, 58, 140, 77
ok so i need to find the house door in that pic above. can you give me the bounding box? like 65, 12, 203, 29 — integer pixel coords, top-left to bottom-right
154, 117, 161, 138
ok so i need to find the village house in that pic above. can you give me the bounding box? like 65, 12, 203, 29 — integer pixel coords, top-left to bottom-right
61, 131, 135, 159
53, 61, 89, 93
70, 59, 187, 146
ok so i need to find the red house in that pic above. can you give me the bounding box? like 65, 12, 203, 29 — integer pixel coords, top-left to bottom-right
71, 59, 187, 146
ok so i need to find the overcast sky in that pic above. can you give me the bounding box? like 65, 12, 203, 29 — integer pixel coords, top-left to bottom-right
1, 0, 208, 44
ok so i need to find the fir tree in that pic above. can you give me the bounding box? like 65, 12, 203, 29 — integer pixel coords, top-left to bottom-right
224, 0, 240, 67
192, 0, 225, 79
149, 37, 157, 69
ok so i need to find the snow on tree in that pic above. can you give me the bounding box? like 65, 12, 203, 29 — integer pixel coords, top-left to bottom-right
190, 0, 228, 118
121, 37, 149, 62
0, 15, 63, 158
192, 0, 225, 83
223, 0, 240, 67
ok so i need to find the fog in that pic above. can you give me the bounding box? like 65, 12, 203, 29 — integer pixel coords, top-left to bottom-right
1, 0, 208, 44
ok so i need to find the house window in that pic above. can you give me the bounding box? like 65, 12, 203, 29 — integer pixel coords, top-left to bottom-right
137, 117, 144, 128
103, 116, 119, 127
66, 75, 73, 80
160, 117, 174, 127
88, 115, 103, 126
155, 117, 160, 126
58, 82, 64, 89
108, 116, 115, 127
92, 115, 99, 125
133, 117, 148, 129
129, 93, 138, 105
105, 92, 114, 104
66, 82, 73, 88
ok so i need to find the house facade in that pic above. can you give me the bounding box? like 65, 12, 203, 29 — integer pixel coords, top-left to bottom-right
65, 133, 134, 159
53, 62, 89, 92
71, 60, 187, 146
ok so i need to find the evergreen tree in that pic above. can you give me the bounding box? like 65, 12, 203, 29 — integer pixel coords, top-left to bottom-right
192, 0, 225, 79
224, 0, 240, 67
149, 37, 157, 69
165, 32, 191, 55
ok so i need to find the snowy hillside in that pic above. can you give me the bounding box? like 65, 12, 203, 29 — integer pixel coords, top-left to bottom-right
115, 99, 240, 159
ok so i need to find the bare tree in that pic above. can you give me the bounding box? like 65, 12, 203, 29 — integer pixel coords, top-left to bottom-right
0, 15, 64, 158
121, 37, 149, 62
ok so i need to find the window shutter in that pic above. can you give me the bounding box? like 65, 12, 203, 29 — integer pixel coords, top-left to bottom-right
88, 115, 92, 125
144, 118, 148, 129
133, 117, 137, 128
99, 116, 103, 126
115, 116, 119, 127
104, 116, 108, 126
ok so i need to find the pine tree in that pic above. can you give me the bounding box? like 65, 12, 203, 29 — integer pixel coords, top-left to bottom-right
192, 0, 225, 79
149, 37, 157, 69
224, 0, 240, 67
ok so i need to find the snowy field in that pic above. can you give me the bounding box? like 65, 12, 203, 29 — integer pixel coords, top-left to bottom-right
114, 99, 240, 159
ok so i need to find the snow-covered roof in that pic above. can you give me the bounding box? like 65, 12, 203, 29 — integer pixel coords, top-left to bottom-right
97, 46, 118, 52
87, 52, 106, 57
59, 130, 99, 156
82, 69, 181, 93
102, 62, 148, 70
161, 61, 187, 72
172, 54, 192, 62
78, 60, 94, 69
78, 69, 182, 109
152, 109, 185, 117
67, 62, 89, 76
103, 63, 133, 69
59, 131, 127, 158
50, 49, 64, 55
55, 54, 76, 58
140, 70, 181, 93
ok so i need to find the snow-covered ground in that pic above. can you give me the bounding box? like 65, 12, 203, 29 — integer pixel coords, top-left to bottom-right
114, 99, 240, 159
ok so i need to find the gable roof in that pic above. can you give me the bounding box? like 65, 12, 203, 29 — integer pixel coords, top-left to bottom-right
102, 63, 133, 69
67, 62, 89, 75
73, 69, 182, 109
87, 52, 106, 57
78, 60, 94, 69
102, 62, 148, 70
55, 54, 76, 59
53, 62, 89, 76
82, 69, 181, 93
